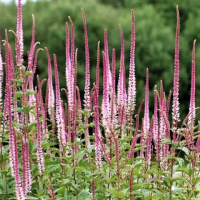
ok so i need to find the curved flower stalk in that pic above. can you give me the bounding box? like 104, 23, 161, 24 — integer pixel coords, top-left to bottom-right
127, 9, 136, 123
16, 0, 23, 65
81, 8, 91, 147
188, 39, 196, 128
172, 5, 180, 129
35, 89, 45, 175
54, 54, 67, 150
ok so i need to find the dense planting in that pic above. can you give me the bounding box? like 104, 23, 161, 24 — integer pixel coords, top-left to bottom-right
0, 1, 200, 200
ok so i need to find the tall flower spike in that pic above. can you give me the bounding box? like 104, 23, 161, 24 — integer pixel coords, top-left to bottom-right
188, 39, 196, 128
35, 89, 45, 175
127, 9, 136, 118
81, 8, 90, 111
54, 54, 67, 149
94, 86, 102, 169
172, 5, 180, 128
143, 68, 149, 137
16, 0, 23, 65
45, 47, 55, 119
65, 22, 74, 112
104, 29, 112, 87
111, 48, 117, 128
117, 24, 126, 107
102, 51, 110, 133
96, 41, 100, 97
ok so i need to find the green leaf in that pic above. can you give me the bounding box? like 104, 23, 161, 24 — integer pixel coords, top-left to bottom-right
163, 138, 171, 144
15, 91, 23, 98
177, 147, 189, 155
13, 107, 22, 113
27, 89, 35, 95
25, 71, 33, 77
78, 190, 91, 199
22, 106, 29, 114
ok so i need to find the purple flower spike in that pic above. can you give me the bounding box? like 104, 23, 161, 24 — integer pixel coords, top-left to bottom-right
188, 39, 196, 128
172, 5, 180, 128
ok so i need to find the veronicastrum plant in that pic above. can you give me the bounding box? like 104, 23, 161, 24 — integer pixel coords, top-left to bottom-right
0, 1, 200, 200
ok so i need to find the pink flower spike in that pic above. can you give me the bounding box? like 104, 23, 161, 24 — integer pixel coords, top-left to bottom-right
153, 86, 159, 159
117, 24, 126, 108
127, 9, 136, 116
96, 41, 100, 97
65, 22, 74, 112
54, 54, 67, 149
144, 68, 149, 136
28, 14, 35, 71
94, 86, 102, 169
45, 47, 55, 119
188, 39, 196, 128
35, 89, 45, 175
81, 8, 90, 111
172, 5, 180, 128
16, 0, 23, 65
104, 29, 112, 87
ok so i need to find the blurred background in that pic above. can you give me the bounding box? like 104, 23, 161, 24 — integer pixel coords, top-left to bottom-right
0, 0, 200, 123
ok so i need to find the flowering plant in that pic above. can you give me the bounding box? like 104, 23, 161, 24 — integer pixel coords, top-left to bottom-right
0, 1, 200, 199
